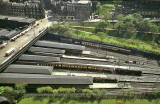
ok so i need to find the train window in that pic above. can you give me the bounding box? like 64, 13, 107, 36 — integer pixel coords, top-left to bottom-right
62, 65, 65, 68
83, 66, 85, 69
88, 66, 91, 69
133, 61, 136, 64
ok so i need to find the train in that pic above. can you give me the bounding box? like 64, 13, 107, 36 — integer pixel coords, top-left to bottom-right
43, 33, 132, 55
10, 22, 39, 41
16, 61, 142, 76
10, 27, 32, 41
0, 43, 7, 49
5, 48, 15, 57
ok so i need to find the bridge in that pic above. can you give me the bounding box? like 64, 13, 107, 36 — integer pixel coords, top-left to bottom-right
0, 19, 52, 72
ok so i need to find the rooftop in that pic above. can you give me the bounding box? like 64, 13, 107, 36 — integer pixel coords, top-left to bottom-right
0, 15, 36, 24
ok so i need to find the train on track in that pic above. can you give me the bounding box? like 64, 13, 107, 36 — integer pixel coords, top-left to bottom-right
43, 33, 160, 60
43, 33, 132, 54
16, 61, 142, 76
5, 48, 15, 57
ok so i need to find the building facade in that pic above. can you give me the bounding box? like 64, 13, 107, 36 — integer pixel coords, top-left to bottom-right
0, 1, 45, 19
51, 0, 92, 21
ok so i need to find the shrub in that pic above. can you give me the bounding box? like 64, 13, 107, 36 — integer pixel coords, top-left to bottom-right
101, 89, 107, 95
57, 87, 76, 94
0, 86, 17, 103
67, 88, 76, 94
0, 87, 4, 95
82, 89, 93, 94
53, 89, 59, 95
152, 88, 159, 97
15, 84, 27, 94
37, 86, 53, 94
57, 87, 67, 93
93, 89, 101, 94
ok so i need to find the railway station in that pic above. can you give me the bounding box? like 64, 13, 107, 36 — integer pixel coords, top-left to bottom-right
0, 0, 160, 103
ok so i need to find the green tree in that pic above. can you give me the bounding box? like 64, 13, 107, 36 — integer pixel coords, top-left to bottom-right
101, 89, 107, 95
0, 86, 17, 103
93, 89, 101, 94
152, 88, 159, 98
95, 22, 107, 33
82, 89, 93, 94
14, 84, 27, 102
97, 32, 106, 42
37, 86, 53, 94
52, 89, 59, 95
115, 15, 137, 39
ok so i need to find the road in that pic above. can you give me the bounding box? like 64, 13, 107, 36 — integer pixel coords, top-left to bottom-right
0, 18, 52, 69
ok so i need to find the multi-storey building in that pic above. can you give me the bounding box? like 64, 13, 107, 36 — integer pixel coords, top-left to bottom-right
0, 0, 45, 19
51, 0, 92, 21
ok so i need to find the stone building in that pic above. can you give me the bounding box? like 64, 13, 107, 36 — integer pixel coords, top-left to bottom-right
51, 0, 92, 21
0, 0, 45, 19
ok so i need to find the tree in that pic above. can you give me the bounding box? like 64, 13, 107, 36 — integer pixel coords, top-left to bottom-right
0, 86, 17, 104
37, 86, 53, 94
95, 22, 107, 33
101, 89, 107, 95
14, 84, 27, 102
115, 15, 137, 39
152, 88, 159, 98
82, 89, 93, 94
97, 32, 106, 42
93, 89, 101, 94
52, 89, 59, 95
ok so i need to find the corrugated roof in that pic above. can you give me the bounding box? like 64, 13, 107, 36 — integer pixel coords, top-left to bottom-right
29, 47, 65, 54
0, 29, 17, 39
0, 73, 93, 84
4, 64, 53, 75
35, 41, 85, 51
19, 54, 60, 62
0, 15, 36, 23
0, 29, 9, 36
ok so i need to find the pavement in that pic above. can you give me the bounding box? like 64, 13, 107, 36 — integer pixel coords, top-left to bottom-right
0, 18, 53, 68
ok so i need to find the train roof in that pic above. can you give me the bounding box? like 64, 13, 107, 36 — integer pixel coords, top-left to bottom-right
0, 73, 93, 85
50, 62, 140, 71
35, 41, 85, 51
19, 54, 60, 62
29, 47, 65, 54
4, 64, 53, 75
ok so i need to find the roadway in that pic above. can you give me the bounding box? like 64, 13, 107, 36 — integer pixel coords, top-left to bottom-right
0, 18, 53, 72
